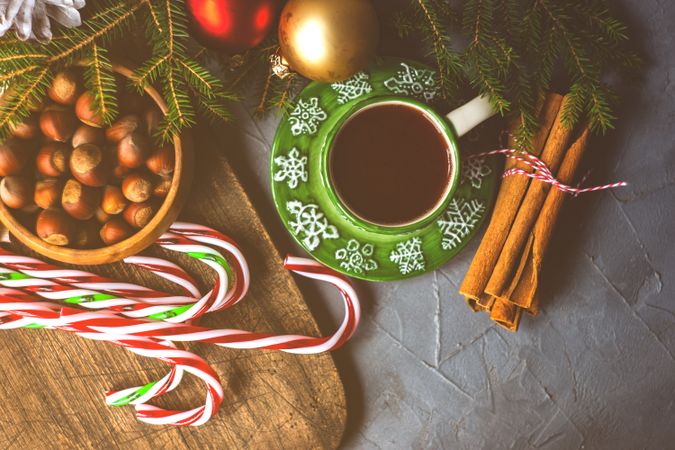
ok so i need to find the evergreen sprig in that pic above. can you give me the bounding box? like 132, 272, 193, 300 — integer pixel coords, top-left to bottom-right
0, 0, 638, 148
0, 0, 235, 142
396, 0, 638, 147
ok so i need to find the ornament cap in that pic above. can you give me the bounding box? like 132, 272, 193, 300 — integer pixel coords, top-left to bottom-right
270, 51, 293, 79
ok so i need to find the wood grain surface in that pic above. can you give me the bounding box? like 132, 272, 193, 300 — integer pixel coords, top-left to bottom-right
0, 125, 347, 449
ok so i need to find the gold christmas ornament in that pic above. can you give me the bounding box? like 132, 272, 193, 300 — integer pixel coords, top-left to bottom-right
278, 0, 379, 83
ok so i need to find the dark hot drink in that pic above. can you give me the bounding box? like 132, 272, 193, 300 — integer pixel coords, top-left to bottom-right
329, 103, 453, 227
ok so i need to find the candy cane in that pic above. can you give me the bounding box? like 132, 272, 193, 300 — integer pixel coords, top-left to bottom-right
61, 308, 223, 427
54, 256, 360, 354
0, 291, 220, 426
1, 255, 360, 354
0, 227, 250, 322
0, 223, 361, 427
0, 289, 190, 415
0, 249, 200, 306
167, 223, 250, 308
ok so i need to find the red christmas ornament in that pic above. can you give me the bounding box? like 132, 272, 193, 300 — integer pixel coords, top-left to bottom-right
186, 0, 281, 53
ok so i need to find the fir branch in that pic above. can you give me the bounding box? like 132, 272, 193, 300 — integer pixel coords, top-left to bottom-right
197, 94, 233, 124
0, 68, 52, 139
396, 0, 636, 142
142, 0, 163, 33
0, 65, 40, 84
178, 58, 220, 97
133, 54, 170, 88
415, 0, 464, 98
83, 44, 118, 126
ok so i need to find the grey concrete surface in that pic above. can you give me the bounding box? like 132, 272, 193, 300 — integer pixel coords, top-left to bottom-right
216, 1, 675, 448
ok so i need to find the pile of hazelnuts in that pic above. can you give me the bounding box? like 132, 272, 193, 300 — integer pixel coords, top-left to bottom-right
0, 69, 175, 248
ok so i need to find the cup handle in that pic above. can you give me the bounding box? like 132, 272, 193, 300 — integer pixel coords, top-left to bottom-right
445, 95, 497, 138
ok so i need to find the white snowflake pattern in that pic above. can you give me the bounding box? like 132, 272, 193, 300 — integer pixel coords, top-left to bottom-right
274, 147, 308, 189
335, 239, 378, 274
437, 198, 486, 251
384, 62, 440, 102
389, 237, 425, 275
287, 200, 339, 251
461, 156, 492, 189
331, 72, 373, 104
288, 97, 328, 136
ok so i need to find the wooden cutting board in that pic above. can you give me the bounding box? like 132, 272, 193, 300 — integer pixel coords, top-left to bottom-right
0, 125, 347, 449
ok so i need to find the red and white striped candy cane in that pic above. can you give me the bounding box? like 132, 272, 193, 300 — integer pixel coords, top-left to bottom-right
60, 308, 223, 427
0, 224, 250, 322
0, 290, 221, 427
0, 248, 200, 306
70, 256, 360, 354
0, 224, 361, 427
0, 290, 192, 420
167, 223, 250, 309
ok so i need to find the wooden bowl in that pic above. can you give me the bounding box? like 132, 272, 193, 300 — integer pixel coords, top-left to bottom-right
0, 64, 194, 265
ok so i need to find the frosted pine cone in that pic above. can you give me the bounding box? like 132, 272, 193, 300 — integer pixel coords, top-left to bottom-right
0, 0, 85, 42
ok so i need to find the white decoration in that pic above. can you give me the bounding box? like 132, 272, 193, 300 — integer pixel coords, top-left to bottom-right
331, 72, 373, 104
287, 200, 339, 251
437, 198, 486, 251
384, 62, 440, 102
336, 239, 378, 275
288, 97, 328, 136
461, 156, 492, 189
274, 147, 308, 189
0, 0, 85, 42
389, 237, 425, 275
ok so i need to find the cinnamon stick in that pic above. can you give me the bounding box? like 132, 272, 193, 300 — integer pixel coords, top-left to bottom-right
484, 97, 577, 300
489, 299, 521, 331
459, 93, 563, 305
506, 127, 591, 310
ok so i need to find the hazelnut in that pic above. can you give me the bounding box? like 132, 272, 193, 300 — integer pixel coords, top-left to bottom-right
10, 114, 39, 140
0, 138, 29, 176
106, 115, 141, 143
47, 69, 83, 106
95, 207, 111, 223
117, 131, 151, 168
75, 92, 104, 128
144, 107, 163, 136
70, 144, 109, 187
34, 178, 64, 209
74, 220, 102, 249
123, 201, 156, 228
153, 177, 172, 198
36, 142, 70, 177
0, 176, 33, 209
61, 179, 100, 220
72, 124, 105, 148
40, 105, 78, 142
101, 185, 128, 215
121, 173, 153, 203
100, 218, 133, 245
36, 209, 75, 246
146, 145, 175, 176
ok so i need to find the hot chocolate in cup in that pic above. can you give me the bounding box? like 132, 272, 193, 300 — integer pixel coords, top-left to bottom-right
321, 95, 495, 233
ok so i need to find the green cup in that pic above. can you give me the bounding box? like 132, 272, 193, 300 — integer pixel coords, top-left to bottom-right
319, 94, 496, 234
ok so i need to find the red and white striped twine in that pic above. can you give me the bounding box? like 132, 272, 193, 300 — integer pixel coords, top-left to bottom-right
474, 148, 627, 196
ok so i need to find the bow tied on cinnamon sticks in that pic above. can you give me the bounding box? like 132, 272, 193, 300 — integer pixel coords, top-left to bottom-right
460, 93, 592, 331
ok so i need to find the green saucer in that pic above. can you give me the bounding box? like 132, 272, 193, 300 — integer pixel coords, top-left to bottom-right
270, 58, 499, 282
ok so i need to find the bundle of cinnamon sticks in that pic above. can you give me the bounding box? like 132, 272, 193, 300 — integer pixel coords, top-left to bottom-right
460, 93, 591, 331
